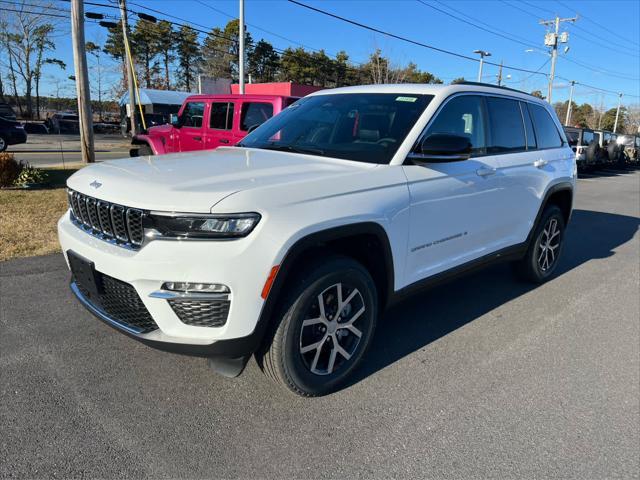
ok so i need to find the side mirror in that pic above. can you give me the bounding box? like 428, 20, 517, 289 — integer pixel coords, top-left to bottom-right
170, 113, 181, 128
408, 133, 472, 163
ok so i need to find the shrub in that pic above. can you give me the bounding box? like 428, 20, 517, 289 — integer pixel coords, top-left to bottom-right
0, 152, 23, 187
14, 163, 48, 186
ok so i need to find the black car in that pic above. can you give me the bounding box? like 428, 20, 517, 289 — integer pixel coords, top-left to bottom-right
0, 116, 28, 152
0, 102, 17, 121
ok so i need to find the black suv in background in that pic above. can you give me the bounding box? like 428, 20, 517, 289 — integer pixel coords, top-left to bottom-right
0, 116, 27, 152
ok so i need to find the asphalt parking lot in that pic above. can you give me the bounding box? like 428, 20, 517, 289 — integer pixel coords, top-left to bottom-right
1, 169, 638, 478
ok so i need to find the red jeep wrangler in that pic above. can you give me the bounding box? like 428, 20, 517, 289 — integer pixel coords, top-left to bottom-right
130, 94, 297, 156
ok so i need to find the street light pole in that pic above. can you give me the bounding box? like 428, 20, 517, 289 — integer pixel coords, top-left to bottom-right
613, 93, 623, 133
70, 0, 95, 163
238, 0, 245, 94
565, 80, 575, 126
118, 0, 137, 136
473, 50, 491, 83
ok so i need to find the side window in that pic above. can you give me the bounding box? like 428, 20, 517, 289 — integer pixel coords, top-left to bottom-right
181, 102, 205, 128
425, 95, 486, 156
486, 97, 526, 153
529, 103, 563, 149
582, 131, 594, 145
240, 102, 274, 131
209, 102, 233, 130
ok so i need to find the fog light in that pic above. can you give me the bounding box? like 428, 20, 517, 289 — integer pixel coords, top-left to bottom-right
162, 282, 230, 293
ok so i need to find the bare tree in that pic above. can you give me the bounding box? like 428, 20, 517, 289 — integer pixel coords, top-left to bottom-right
0, 1, 61, 118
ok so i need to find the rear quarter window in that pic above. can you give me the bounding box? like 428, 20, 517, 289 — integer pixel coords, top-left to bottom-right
240, 102, 274, 131
529, 103, 563, 149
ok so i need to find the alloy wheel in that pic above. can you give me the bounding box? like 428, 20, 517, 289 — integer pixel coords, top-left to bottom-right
299, 282, 366, 376
537, 217, 561, 272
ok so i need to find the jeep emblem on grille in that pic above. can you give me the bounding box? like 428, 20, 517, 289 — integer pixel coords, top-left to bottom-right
89, 180, 102, 189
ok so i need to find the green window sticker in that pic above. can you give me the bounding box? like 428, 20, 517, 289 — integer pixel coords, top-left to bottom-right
395, 96, 418, 102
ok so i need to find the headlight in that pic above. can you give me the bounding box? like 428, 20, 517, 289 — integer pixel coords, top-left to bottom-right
146, 212, 261, 239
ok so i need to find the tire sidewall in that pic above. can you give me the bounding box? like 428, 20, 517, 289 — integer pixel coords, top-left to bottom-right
278, 260, 377, 395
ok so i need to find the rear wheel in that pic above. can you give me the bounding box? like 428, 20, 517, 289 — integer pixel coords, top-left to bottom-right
0, 135, 7, 152
514, 205, 565, 283
259, 256, 377, 396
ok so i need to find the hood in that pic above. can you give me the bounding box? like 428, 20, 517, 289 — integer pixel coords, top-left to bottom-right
147, 124, 173, 136
66, 147, 377, 213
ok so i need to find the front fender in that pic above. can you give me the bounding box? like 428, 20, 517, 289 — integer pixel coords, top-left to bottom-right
131, 134, 166, 155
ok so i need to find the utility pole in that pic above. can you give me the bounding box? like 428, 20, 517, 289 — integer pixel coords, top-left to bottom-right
496, 61, 503, 86
540, 15, 577, 104
238, 0, 245, 94
473, 50, 491, 83
119, 0, 137, 136
70, 0, 95, 163
565, 80, 575, 126
613, 93, 623, 133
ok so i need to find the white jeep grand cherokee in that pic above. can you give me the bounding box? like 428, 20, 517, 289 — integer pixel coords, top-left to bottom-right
59, 83, 575, 396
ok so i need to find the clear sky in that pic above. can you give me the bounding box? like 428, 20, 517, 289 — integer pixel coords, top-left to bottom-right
46, 0, 640, 109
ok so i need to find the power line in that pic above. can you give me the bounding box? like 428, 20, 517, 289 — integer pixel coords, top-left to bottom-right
560, 55, 639, 81
431, 0, 540, 48
287, 0, 549, 76
556, 0, 640, 48
0, 5, 68, 18
417, 0, 537, 49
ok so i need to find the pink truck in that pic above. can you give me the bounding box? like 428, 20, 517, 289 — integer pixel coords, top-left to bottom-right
130, 94, 298, 156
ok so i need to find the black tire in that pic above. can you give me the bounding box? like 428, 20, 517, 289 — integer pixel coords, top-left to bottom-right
514, 205, 565, 283
137, 144, 153, 156
259, 255, 378, 397
0, 135, 7, 152
585, 140, 598, 166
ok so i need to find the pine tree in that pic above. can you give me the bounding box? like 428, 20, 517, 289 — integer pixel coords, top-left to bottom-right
176, 25, 201, 91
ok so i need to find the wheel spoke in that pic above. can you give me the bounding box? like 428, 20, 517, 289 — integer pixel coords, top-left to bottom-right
327, 339, 338, 374
342, 305, 365, 326
335, 342, 352, 360
317, 293, 326, 319
341, 288, 359, 309
336, 283, 343, 308
301, 336, 326, 354
342, 324, 362, 338
538, 248, 546, 264
549, 247, 555, 262
310, 342, 324, 372
302, 317, 326, 328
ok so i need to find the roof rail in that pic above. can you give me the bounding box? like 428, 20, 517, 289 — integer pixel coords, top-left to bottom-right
454, 81, 534, 97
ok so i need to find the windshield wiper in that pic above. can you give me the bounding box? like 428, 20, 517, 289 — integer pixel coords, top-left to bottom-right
259, 144, 325, 156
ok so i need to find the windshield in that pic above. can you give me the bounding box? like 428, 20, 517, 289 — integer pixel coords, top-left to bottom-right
238, 93, 433, 164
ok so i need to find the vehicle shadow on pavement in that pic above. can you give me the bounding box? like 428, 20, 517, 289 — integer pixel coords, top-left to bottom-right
346, 208, 640, 390
578, 164, 640, 179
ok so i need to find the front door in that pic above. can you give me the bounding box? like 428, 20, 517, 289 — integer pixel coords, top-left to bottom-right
177, 101, 207, 151
402, 94, 505, 286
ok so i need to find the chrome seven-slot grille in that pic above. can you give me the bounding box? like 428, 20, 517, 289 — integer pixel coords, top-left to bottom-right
67, 189, 144, 248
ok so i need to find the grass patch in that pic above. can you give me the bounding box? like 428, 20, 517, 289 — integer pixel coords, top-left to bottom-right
0, 188, 69, 261
44, 167, 80, 187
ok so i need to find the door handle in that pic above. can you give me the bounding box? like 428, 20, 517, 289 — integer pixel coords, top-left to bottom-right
533, 159, 548, 168
219, 139, 230, 144
193, 136, 202, 141
476, 167, 497, 177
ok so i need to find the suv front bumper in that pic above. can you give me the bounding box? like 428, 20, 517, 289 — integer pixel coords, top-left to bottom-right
58, 211, 273, 358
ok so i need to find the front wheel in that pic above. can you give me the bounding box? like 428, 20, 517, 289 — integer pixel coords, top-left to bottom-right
0, 135, 7, 152
514, 205, 566, 283
259, 256, 378, 396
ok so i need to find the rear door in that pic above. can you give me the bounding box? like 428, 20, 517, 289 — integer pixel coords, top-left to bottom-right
204, 101, 234, 149
496, 100, 570, 244
177, 101, 206, 151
